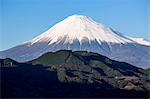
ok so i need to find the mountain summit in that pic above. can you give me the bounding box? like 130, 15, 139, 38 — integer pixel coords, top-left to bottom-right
31, 15, 132, 45
0, 15, 150, 68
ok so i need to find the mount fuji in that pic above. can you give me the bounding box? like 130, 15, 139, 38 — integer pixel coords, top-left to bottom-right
0, 15, 150, 68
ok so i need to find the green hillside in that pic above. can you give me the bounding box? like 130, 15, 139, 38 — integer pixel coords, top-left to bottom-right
27, 50, 149, 90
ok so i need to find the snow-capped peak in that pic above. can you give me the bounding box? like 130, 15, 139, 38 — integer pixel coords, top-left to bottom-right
30, 14, 133, 45
1, 15, 150, 68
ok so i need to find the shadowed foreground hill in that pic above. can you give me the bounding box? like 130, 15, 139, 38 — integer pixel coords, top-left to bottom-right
1, 50, 150, 98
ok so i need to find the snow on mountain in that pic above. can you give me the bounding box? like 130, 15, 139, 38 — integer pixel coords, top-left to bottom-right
126, 36, 150, 46
30, 15, 132, 45
0, 15, 150, 68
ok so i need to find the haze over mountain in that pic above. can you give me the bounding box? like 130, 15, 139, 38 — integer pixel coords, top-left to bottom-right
0, 15, 150, 68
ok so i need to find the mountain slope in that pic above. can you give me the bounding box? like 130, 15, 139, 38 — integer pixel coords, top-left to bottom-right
0, 15, 150, 68
1, 50, 149, 91
1, 64, 149, 98
27, 50, 149, 90
126, 36, 150, 46
1, 50, 150, 98
0, 50, 150, 90
28, 50, 149, 77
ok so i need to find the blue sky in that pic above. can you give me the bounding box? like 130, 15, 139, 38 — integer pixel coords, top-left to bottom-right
0, 0, 149, 51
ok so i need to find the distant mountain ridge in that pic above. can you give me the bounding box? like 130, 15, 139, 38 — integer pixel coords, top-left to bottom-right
0, 15, 150, 68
